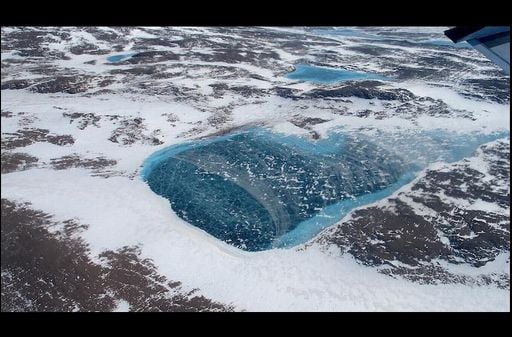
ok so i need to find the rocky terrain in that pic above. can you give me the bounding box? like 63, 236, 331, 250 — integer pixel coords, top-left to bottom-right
1, 199, 231, 312
1, 26, 509, 311
311, 139, 510, 288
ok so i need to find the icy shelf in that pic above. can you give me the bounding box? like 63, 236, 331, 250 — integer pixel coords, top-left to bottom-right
286, 64, 390, 84
141, 128, 508, 252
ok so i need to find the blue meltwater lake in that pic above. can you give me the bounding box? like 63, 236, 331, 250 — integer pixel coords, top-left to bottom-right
286, 64, 390, 83
141, 127, 508, 251
107, 53, 136, 63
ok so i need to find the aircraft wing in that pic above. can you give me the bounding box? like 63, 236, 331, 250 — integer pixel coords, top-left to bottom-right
445, 26, 510, 75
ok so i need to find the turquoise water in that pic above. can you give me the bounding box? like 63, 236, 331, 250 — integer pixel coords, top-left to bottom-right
272, 171, 418, 248
107, 53, 136, 63
141, 127, 509, 251
286, 64, 390, 83
273, 129, 509, 248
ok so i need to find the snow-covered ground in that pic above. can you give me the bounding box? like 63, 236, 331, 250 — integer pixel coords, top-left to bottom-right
1, 26, 509, 311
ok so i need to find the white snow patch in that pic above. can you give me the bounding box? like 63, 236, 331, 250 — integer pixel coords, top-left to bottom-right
130, 28, 157, 39
2, 164, 509, 311
467, 199, 508, 215
112, 299, 131, 312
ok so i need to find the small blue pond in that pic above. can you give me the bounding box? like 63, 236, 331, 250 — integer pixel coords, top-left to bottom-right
141, 127, 508, 251
286, 64, 390, 84
107, 53, 136, 63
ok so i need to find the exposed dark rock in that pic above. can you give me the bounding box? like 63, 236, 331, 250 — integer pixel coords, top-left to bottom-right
209, 83, 229, 98
98, 78, 115, 87
110, 66, 159, 76
1, 79, 37, 90
1, 199, 233, 312
306, 82, 415, 101
69, 43, 110, 55
161, 112, 179, 123
320, 198, 451, 266
249, 74, 268, 81
124, 51, 180, 64
197, 47, 280, 65
274, 87, 301, 99
26, 65, 63, 76
0, 29, 63, 59
459, 78, 510, 104
112, 45, 124, 52
62, 112, 101, 130
411, 169, 509, 209
229, 86, 269, 98
394, 66, 441, 80
84, 28, 122, 43
347, 45, 395, 56
139, 38, 179, 48
280, 40, 308, 50
46, 134, 75, 146
50, 154, 117, 171
108, 118, 163, 146
87, 89, 116, 96
207, 108, 233, 128
310, 131, 321, 140
379, 264, 509, 289
291, 117, 330, 128
1, 30, 46, 50
1, 152, 39, 174
1, 128, 74, 150
29, 76, 95, 94
389, 99, 475, 120
313, 140, 510, 285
